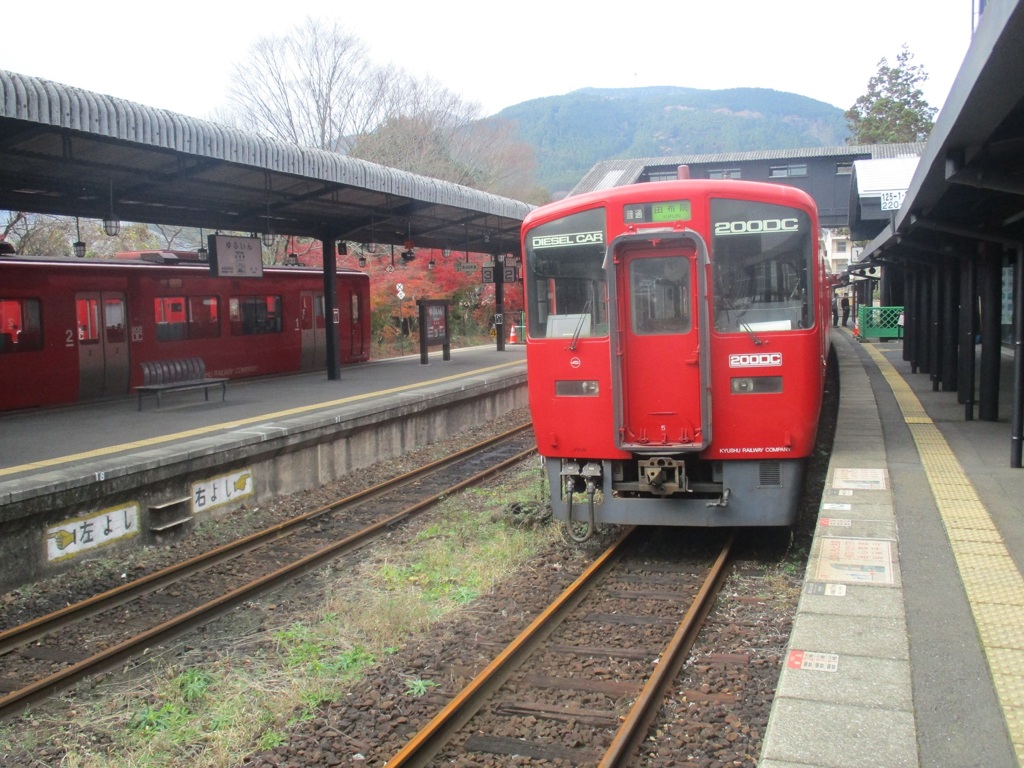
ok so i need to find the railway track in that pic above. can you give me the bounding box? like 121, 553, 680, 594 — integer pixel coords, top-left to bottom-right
0, 424, 536, 719
384, 528, 735, 767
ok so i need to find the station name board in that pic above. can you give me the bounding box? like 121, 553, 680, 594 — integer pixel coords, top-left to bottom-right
209, 235, 264, 278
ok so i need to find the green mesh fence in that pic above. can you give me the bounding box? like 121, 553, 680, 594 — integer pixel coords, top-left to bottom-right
857, 306, 904, 340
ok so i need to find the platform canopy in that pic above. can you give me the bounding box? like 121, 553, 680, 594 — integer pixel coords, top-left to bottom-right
852, 0, 1024, 266
0, 70, 531, 255
848, 157, 920, 241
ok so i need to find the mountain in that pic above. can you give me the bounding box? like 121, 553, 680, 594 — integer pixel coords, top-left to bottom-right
493, 86, 851, 197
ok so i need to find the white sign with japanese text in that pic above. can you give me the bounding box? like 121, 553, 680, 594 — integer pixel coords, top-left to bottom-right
210, 235, 264, 278
46, 502, 140, 562
192, 468, 254, 514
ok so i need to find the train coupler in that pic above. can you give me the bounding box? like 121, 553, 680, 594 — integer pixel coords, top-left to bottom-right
637, 457, 686, 496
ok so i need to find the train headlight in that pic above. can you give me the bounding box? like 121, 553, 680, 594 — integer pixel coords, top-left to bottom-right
555, 380, 599, 396
730, 376, 783, 394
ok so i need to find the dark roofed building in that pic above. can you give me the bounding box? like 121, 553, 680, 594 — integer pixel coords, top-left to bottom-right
570, 143, 925, 228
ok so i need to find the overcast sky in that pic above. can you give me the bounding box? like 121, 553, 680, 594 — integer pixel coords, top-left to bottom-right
2, 0, 977, 122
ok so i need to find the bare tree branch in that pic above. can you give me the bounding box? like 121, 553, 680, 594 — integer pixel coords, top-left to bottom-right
226, 17, 384, 153
223, 16, 543, 201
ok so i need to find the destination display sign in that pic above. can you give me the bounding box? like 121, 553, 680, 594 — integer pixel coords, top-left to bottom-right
624, 200, 692, 224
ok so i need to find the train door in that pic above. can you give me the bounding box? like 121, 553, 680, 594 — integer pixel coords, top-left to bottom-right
298, 292, 325, 371
332, 285, 353, 362
610, 234, 711, 452
76, 292, 130, 400
347, 289, 364, 359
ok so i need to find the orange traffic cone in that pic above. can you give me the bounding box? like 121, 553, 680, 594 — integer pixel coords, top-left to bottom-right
853, 317, 859, 337
509, 325, 518, 344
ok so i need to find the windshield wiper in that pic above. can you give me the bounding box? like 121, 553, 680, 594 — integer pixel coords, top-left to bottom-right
569, 301, 592, 351
739, 321, 763, 346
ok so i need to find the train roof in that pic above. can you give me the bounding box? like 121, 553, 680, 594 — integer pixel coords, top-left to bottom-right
523, 178, 818, 227
0, 254, 366, 276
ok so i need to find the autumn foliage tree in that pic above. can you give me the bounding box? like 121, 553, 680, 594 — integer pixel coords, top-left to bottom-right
351, 246, 522, 351
845, 44, 938, 144
221, 16, 535, 356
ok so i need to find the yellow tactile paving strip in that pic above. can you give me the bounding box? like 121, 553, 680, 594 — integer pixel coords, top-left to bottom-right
864, 343, 1024, 763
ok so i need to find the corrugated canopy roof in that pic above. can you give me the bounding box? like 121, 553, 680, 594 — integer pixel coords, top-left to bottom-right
0, 70, 531, 254
571, 143, 925, 196
857, 0, 1024, 266
852, 157, 921, 196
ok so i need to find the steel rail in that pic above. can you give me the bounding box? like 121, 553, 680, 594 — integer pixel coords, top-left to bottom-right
384, 526, 637, 768
0, 423, 532, 656
600, 533, 735, 767
0, 437, 535, 719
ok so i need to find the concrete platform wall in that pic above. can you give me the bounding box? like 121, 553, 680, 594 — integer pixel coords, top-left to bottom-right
0, 373, 527, 592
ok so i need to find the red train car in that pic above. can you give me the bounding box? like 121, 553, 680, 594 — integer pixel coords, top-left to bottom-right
0, 254, 370, 412
523, 176, 830, 534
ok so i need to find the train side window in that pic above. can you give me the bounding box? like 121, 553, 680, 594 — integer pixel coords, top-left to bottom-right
351, 294, 359, 323
77, 297, 101, 345
230, 295, 283, 335
154, 296, 187, 341
630, 256, 692, 335
104, 297, 126, 343
0, 298, 43, 352
300, 295, 314, 331
187, 296, 221, 339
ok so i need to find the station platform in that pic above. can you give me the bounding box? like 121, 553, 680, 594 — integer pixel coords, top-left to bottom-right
0, 344, 526, 480
5, 330, 1024, 767
761, 330, 1024, 768
0, 344, 527, 590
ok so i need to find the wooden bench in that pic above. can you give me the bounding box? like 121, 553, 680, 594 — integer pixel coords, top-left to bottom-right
135, 357, 228, 410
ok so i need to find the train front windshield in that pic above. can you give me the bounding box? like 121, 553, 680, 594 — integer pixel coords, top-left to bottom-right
710, 199, 815, 333
524, 208, 609, 339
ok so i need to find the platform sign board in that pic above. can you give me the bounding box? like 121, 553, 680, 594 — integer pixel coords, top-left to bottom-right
417, 299, 451, 364
879, 190, 906, 212
805, 582, 848, 597
831, 467, 888, 490
46, 502, 140, 562
814, 537, 894, 584
209, 235, 264, 278
786, 649, 840, 672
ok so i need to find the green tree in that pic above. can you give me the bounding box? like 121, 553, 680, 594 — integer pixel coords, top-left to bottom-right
845, 45, 937, 144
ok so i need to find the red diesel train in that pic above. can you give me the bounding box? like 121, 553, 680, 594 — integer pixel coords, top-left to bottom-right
522, 176, 830, 535
0, 253, 370, 412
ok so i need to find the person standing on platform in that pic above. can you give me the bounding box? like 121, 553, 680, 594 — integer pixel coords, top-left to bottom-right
841, 294, 851, 327
831, 294, 839, 327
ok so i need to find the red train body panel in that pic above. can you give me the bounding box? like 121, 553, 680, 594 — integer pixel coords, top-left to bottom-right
523, 178, 830, 529
0, 255, 370, 412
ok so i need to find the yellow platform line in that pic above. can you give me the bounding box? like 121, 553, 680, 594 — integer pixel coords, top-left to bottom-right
863, 343, 1024, 763
0, 361, 524, 479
